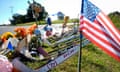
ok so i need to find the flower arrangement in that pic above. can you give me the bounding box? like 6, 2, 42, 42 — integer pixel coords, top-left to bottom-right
14, 27, 27, 39
1, 32, 15, 42
27, 24, 37, 35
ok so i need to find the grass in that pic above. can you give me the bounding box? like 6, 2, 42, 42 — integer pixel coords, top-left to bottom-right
22, 43, 120, 72
49, 43, 120, 72
15, 20, 46, 26
12, 18, 79, 26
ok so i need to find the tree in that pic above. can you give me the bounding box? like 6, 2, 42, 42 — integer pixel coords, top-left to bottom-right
108, 11, 120, 26
26, 0, 48, 22
10, 13, 25, 25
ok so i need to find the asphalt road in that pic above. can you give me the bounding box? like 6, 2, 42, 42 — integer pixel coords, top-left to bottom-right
0, 25, 29, 35
0, 23, 73, 35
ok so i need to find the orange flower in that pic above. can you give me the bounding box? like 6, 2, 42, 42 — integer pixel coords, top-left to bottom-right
14, 27, 27, 38
27, 24, 37, 35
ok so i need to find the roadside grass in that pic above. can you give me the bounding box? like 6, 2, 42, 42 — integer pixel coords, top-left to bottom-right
52, 18, 78, 24
49, 43, 120, 72
13, 18, 78, 26
14, 20, 62, 26
15, 21, 46, 26
24, 43, 120, 72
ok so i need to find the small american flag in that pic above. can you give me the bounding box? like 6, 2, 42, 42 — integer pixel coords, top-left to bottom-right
80, 0, 120, 61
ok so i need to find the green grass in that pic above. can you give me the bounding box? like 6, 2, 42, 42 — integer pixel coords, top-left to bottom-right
22, 43, 120, 72
49, 44, 120, 72
15, 20, 46, 26
13, 18, 78, 26
52, 18, 78, 24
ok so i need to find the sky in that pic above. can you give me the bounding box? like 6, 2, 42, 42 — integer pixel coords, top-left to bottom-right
0, 0, 120, 25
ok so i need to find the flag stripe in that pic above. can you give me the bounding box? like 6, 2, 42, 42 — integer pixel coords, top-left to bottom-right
99, 12, 120, 39
84, 18, 120, 48
97, 12, 120, 44
79, 16, 84, 31
81, 16, 120, 60
82, 23, 120, 52
82, 29, 120, 55
83, 20, 120, 50
82, 30, 120, 61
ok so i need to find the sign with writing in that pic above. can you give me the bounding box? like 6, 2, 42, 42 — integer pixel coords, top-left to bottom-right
47, 60, 57, 69
36, 39, 90, 72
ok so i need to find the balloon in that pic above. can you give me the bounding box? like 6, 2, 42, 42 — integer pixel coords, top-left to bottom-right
0, 55, 13, 72
44, 25, 52, 31
34, 29, 41, 35
47, 17, 52, 25
46, 31, 52, 36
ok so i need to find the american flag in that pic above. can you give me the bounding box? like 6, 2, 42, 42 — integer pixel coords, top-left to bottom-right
80, 0, 120, 61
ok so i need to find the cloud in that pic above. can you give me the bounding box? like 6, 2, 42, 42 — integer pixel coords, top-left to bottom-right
90, 0, 120, 14
43, 0, 80, 19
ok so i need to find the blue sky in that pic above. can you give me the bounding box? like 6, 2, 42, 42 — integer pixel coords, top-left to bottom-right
0, 0, 120, 25
0, 0, 29, 24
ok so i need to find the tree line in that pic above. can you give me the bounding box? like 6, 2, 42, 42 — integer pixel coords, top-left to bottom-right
9, 0, 65, 25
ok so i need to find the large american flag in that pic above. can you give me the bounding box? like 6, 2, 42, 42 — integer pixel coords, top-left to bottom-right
80, 0, 120, 61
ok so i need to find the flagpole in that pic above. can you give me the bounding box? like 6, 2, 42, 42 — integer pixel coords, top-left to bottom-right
78, 0, 84, 71
78, 31, 82, 72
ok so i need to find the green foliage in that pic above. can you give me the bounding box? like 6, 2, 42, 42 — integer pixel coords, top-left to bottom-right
10, 14, 25, 25
52, 20, 64, 24
52, 18, 79, 24
26, 3, 48, 21
108, 11, 120, 27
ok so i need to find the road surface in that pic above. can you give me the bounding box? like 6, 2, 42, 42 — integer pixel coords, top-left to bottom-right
0, 23, 74, 35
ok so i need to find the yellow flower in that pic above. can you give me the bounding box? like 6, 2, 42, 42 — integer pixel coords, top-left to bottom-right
1, 32, 15, 42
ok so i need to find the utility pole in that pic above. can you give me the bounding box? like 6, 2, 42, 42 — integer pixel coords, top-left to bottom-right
10, 6, 14, 16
